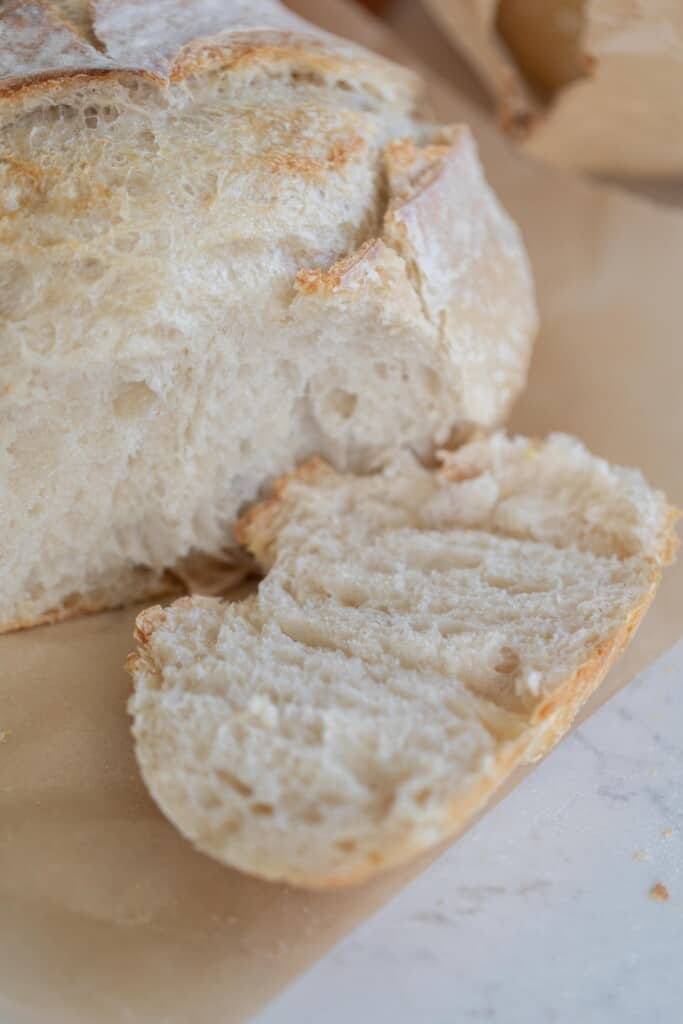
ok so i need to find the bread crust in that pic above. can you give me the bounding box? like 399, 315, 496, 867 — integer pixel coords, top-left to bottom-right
234, 456, 333, 566
0, 573, 178, 636
0, 0, 420, 104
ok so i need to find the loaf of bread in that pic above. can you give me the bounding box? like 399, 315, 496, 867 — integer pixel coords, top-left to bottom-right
127, 434, 677, 887
0, 0, 536, 632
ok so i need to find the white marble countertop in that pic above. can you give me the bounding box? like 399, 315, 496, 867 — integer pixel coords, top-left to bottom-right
256, 639, 683, 1024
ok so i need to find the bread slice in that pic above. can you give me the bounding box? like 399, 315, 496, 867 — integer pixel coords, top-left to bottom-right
127, 434, 677, 888
0, 0, 536, 632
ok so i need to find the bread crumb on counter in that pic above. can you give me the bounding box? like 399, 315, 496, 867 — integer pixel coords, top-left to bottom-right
649, 883, 670, 902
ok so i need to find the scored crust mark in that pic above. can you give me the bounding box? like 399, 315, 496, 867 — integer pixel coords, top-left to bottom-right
0, 0, 115, 95
293, 124, 535, 428
92, 0, 316, 77
294, 238, 391, 298
0, 0, 422, 108
91, 0, 422, 102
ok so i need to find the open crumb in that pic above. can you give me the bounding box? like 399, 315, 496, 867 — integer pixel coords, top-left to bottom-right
650, 883, 669, 902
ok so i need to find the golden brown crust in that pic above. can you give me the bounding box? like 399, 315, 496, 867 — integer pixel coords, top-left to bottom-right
661, 506, 682, 566
294, 239, 385, 297
523, 505, 679, 762
303, 730, 532, 889
234, 456, 333, 563
0, 1, 419, 107
0, 574, 178, 636
125, 596, 219, 677
523, 586, 656, 762
124, 603, 168, 678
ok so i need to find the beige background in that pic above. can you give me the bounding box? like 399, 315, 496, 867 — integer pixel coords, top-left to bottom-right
1, 2, 682, 1022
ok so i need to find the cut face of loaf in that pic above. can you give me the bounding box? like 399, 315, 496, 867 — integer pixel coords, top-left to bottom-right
128, 434, 677, 888
0, 0, 536, 632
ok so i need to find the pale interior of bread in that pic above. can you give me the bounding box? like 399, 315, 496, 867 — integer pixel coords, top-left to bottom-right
0, 3, 535, 631
129, 433, 674, 887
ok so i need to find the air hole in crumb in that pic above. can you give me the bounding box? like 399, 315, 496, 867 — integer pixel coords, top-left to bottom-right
486, 575, 516, 592
24, 324, 56, 355
78, 258, 105, 282
138, 128, 158, 154
113, 381, 156, 420
41, 104, 77, 125
415, 787, 432, 806
335, 583, 367, 609
221, 818, 242, 836
100, 105, 120, 125
420, 365, 441, 398
0, 261, 31, 318
336, 839, 357, 853
199, 791, 222, 811
495, 647, 520, 675
114, 232, 141, 253
486, 573, 554, 595
252, 802, 274, 817
291, 69, 326, 87
437, 622, 468, 638
374, 362, 389, 380
216, 770, 253, 798
126, 171, 150, 198
511, 581, 554, 595
302, 807, 323, 825
325, 388, 357, 420
83, 107, 98, 130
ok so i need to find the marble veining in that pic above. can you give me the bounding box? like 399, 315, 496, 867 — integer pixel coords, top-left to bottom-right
257, 638, 683, 1024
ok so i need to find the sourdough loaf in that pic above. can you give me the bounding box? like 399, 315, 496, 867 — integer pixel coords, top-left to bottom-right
0, 0, 536, 631
128, 434, 677, 887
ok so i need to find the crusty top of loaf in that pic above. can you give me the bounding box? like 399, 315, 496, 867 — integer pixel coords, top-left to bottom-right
0, 0, 420, 107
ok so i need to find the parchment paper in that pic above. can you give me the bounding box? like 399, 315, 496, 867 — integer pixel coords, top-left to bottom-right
1, 2, 682, 1022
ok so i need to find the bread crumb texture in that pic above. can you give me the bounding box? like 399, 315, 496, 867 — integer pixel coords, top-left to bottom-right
128, 433, 676, 887
0, 0, 536, 632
